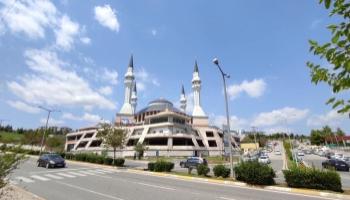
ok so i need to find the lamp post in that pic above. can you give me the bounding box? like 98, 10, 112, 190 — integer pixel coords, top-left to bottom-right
212, 58, 237, 179
38, 106, 60, 155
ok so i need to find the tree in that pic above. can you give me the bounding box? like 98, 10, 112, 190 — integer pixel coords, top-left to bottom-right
336, 127, 346, 136
45, 135, 65, 152
134, 142, 148, 160
97, 123, 127, 165
0, 148, 23, 190
307, 0, 350, 114
310, 129, 324, 145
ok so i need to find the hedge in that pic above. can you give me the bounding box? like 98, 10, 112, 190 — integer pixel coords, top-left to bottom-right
213, 164, 230, 178
283, 166, 342, 192
197, 164, 210, 176
234, 161, 275, 185
148, 160, 174, 172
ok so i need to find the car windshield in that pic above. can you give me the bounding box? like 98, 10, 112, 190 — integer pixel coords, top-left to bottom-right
260, 156, 267, 159
47, 154, 62, 159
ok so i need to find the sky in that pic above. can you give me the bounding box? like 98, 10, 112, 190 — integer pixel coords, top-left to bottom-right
0, 0, 349, 134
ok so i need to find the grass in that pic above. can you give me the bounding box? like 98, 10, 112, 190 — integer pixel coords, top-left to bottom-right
0, 132, 24, 144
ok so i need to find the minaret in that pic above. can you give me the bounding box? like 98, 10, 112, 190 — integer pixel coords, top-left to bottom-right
131, 82, 137, 114
192, 61, 206, 117
119, 55, 134, 115
180, 84, 187, 113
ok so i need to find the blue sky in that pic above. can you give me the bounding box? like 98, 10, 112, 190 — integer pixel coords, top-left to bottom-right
0, 0, 349, 134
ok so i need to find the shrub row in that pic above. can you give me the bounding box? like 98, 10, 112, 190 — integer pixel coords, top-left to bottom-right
0, 145, 125, 167
283, 166, 342, 192
234, 161, 275, 185
213, 164, 230, 178
64, 153, 125, 167
148, 160, 174, 172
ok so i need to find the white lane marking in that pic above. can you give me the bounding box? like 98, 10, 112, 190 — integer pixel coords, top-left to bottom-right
15, 176, 34, 183
137, 182, 176, 191
30, 167, 94, 174
31, 175, 50, 181
79, 171, 97, 175
67, 171, 87, 176
44, 174, 63, 179
55, 181, 125, 200
56, 173, 76, 178
96, 169, 114, 173
219, 197, 236, 200
88, 170, 106, 174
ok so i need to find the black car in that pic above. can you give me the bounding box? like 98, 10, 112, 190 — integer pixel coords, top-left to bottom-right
322, 159, 349, 171
37, 154, 66, 168
180, 157, 207, 168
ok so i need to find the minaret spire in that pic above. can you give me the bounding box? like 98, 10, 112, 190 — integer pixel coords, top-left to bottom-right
180, 84, 187, 113
119, 55, 135, 115
192, 60, 206, 117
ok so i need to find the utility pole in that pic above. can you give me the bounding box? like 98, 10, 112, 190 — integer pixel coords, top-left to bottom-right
38, 106, 60, 155
251, 126, 258, 150
213, 58, 238, 179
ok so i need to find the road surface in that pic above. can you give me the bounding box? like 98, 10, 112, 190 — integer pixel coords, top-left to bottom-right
6, 157, 336, 200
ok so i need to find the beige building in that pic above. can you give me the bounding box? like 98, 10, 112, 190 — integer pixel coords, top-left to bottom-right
65, 56, 239, 157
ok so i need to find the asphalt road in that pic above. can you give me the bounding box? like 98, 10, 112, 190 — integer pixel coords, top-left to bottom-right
303, 154, 350, 189
7, 157, 334, 200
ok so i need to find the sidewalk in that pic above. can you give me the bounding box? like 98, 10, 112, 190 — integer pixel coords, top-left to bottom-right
0, 185, 45, 200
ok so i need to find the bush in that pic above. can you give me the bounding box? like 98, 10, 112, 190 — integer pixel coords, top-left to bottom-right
104, 157, 113, 165
283, 166, 342, 192
148, 160, 174, 172
197, 164, 210, 176
114, 158, 125, 166
213, 164, 230, 178
148, 162, 155, 171
234, 161, 275, 185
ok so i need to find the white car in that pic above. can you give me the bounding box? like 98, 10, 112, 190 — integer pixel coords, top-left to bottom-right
258, 156, 271, 164
297, 152, 305, 157
274, 150, 281, 155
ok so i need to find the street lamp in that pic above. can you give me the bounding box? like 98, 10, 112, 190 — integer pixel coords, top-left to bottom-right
212, 57, 237, 179
38, 106, 60, 155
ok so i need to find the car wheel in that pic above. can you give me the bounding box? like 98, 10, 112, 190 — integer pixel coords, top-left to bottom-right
37, 162, 41, 167
45, 163, 50, 169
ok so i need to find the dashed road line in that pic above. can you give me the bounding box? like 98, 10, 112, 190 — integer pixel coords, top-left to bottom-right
16, 176, 34, 183
31, 175, 50, 181
44, 174, 63, 179
56, 172, 76, 178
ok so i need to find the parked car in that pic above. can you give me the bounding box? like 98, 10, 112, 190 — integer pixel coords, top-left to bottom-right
180, 157, 207, 168
322, 159, 349, 171
258, 155, 271, 164
37, 154, 66, 168
341, 156, 350, 165
274, 150, 281, 155
331, 153, 343, 160
297, 152, 305, 157
325, 152, 335, 159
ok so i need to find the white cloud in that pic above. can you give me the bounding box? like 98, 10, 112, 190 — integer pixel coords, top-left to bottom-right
134, 67, 159, 91
94, 4, 119, 32
62, 112, 102, 123
102, 68, 118, 85
151, 29, 157, 36
80, 37, 91, 45
0, 0, 82, 51
54, 15, 79, 50
98, 86, 113, 96
7, 100, 40, 114
252, 107, 309, 127
7, 48, 116, 110
40, 117, 64, 126
0, 0, 57, 39
227, 79, 266, 100
210, 114, 247, 131
307, 110, 348, 128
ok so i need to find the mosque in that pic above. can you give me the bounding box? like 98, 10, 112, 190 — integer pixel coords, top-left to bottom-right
65, 56, 239, 157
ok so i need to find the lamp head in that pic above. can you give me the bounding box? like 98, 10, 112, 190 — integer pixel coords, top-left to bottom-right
212, 58, 219, 66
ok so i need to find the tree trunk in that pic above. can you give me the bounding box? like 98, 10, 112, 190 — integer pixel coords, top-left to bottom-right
113, 148, 116, 166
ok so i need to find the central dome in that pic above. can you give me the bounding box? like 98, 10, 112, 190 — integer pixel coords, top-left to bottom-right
136, 98, 183, 114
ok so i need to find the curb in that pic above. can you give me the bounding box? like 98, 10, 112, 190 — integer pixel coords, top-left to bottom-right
26, 155, 350, 199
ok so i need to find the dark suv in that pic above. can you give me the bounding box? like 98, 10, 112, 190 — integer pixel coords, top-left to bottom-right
180, 157, 207, 168
37, 154, 66, 168
322, 159, 349, 171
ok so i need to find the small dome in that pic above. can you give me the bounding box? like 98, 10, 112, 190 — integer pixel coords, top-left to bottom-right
136, 98, 182, 115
